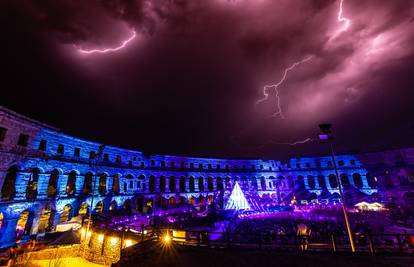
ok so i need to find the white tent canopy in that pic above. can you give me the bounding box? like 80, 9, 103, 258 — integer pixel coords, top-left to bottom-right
225, 182, 250, 211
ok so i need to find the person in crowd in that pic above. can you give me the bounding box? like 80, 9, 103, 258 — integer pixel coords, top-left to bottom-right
297, 220, 311, 251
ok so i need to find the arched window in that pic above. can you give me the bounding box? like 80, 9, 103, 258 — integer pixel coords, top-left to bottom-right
260, 177, 267, 190
60, 205, 72, 223
189, 177, 195, 192
169, 197, 176, 205
66, 171, 77, 196
208, 177, 214, 191
160, 176, 166, 192
26, 168, 40, 200
16, 210, 31, 241
287, 176, 295, 188
109, 201, 117, 211
1, 165, 18, 199
149, 176, 156, 192
179, 176, 186, 192
329, 174, 338, 188
317, 175, 326, 189
296, 175, 305, 190
169, 176, 176, 192
112, 174, 120, 195
307, 175, 315, 189
353, 173, 363, 189
48, 169, 59, 198
189, 196, 195, 205
198, 177, 204, 192
340, 174, 349, 186
98, 173, 107, 196
38, 206, 54, 234
96, 201, 104, 213
83, 172, 93, 195
217, 177, 223, 191
79, 202, 88, 216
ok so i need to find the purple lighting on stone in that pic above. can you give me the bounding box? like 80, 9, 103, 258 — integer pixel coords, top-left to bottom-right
318, 134, 330, 140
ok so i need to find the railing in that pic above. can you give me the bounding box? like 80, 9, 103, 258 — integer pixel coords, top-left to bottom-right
157, 229, 414, 253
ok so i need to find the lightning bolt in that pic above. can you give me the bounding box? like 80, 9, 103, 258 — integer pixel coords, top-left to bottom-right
76, 30, 137, 54
330, 0, 351, 40
255, 56, 313, 118
269, 137, 314, 146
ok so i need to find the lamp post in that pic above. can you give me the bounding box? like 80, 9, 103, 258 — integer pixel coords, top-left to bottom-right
84, 145, 105, 252
318, 124, 355, 252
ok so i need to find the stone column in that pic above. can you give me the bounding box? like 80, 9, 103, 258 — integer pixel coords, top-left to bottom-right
37, 174, 49, 200
58, 174, 69, 197
165, 177, 170, 193
14, 172, 30, 200
314, 176, 320, 189
361, 174, 370, 188
303, 176, 310, 190
325, 176, 333, 190
107, 175, 114, 194
155, 176, 160, 193
75, 173, 84, 195
175, 177, 180, 192
145, 176, 150, 193
0, 170, 6, 198
0, 216, 19, 247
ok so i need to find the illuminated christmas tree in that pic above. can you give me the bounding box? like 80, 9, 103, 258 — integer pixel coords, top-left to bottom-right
225, 181, 250, 210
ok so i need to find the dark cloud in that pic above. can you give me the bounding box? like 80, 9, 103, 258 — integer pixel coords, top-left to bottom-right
1, 0, 414, 159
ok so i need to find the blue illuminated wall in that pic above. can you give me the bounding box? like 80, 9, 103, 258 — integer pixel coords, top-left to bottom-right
0, 105, 413, 247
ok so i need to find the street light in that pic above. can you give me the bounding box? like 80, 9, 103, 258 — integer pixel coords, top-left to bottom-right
318, 124, 355, 252
84, 145, 105, 254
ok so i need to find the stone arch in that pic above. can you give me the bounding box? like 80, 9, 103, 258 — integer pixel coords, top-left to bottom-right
112, 174, 120, 195
66, 170, 77, 196
179, 196, 186, 204
78, 202, 89, 216
179, 176, 186, 192
169, 196, 176, 205
260, 176, 267, 190
135, 197, 144, 212
169, 176, 176, 192
296, 175, 305, 190
340, 173, 350, 186
26, 167, 40, 200
287, 176, 294, 188
83, 172, 93, 195
189, 176, 195, 192
189, 196, 196, 205
95, 201, 104, 213
124, 199, 132, 212
208, 195, 214, 204
160, 176, 166, 192
149, 176, 156, 192
216, 177, 223, 192
307, 175, 315, 190
109, 200, 117, 211
199, 195, 206, 206
328, 174, 338, 188
60, 204, 72, 223
138, 174, 146, 191
317, 175, 326, 189
1, 165, 18, 199
98, 173, 108, 196
198, 177, 204, 192
208, 177, 214, 191
353, 173, 363, 189
16, 210, 33, 241
47, 169, 60, 198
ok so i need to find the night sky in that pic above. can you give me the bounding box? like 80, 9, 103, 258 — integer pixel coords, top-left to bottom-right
1, 0, 414, 160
